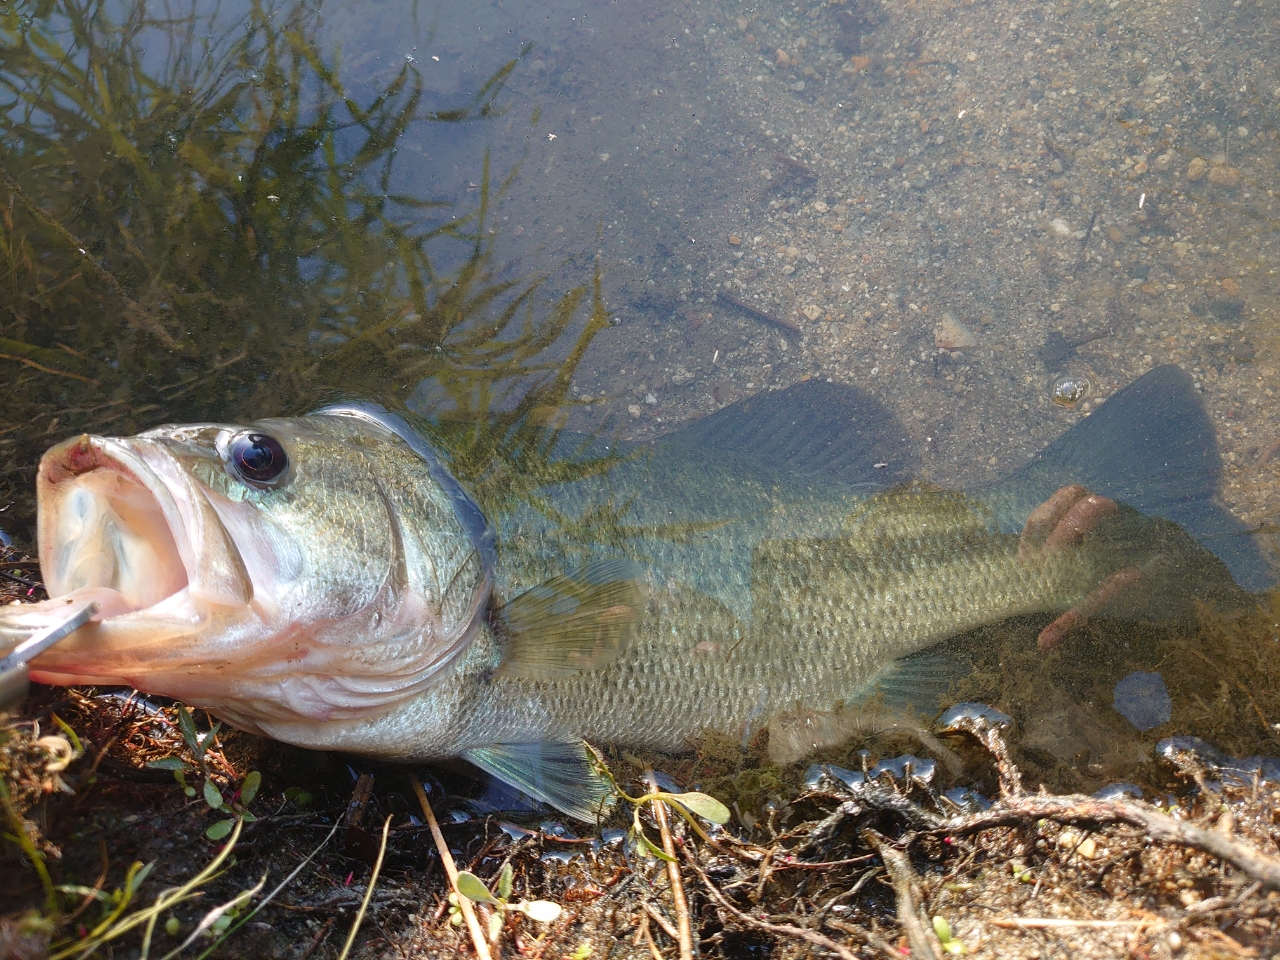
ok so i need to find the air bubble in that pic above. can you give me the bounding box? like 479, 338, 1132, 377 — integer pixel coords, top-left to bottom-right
1051, 373, 1091, 408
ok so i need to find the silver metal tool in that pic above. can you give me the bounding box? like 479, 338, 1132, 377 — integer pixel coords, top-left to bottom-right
0, 601, 98, 711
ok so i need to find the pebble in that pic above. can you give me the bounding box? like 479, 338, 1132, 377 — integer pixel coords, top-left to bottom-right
934, 312, 978, 350
802, 304, 823, 321
1048, 218, 1074, 237
1186, 156, 1208, 181
1207, 164, 1241, 188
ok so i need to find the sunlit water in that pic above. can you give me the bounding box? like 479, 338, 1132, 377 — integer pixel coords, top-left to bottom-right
1, 0, 1278, 802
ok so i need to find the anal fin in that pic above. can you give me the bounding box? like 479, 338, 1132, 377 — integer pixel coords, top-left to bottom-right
462, 741, 614, 822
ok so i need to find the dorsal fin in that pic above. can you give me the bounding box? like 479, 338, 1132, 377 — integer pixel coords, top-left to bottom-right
493, 559, 644, 680
657, 380, 917, 490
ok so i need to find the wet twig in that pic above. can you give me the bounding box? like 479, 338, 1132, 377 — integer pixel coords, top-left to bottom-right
684, 849, 859, 960
930, 794, 1280, 892
647, 771, 693, 960
410, 776, 493, 960
716, 289, 802, 335
865, 830, 943, 960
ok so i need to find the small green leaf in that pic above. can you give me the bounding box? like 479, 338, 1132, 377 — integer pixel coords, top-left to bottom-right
177, 706, 200, 754
497, 863, 513, 901
240, 771, 262, 806
147, 757, 188, 771
284, 786, 314, 806
669, 791, 730, 824
488, 911, 504, 942
943, 939, 966, 955
239, 810, 258, 823
518, 900, 562, 924
205, 819, 235, 841
456, 871, 499, 905
933, 916, 953, 942
569, 943, 593, 960
636, 831, 676, 863
203, 779, 224, 810
164, 916, 181, 937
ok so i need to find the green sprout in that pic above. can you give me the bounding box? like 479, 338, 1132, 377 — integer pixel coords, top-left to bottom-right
932, 915, 966, 955
587, 748, 731, 861
145, 705, 262, 839
452, 863, 562, 942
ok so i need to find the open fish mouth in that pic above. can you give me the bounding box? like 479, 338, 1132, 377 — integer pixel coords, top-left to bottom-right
14, 430, 253, 685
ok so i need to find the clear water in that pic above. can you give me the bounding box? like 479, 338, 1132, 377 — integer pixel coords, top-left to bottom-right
1, 0, 1278, 790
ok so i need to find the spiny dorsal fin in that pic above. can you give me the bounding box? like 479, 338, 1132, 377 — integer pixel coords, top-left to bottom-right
494, 559, 645, 680
462, 740, 614, 822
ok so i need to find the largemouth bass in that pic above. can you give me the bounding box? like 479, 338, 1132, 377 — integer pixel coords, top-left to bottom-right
0, 366, 1258, 817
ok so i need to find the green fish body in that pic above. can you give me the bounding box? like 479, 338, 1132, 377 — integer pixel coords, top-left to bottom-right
3, 366, 1255, 817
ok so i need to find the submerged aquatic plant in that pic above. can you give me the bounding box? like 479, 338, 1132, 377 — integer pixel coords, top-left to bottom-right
0, 0, 613, 531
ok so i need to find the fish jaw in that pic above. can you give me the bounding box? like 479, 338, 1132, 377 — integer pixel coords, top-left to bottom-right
16, 416, 494, 733
26, 431, 261, 691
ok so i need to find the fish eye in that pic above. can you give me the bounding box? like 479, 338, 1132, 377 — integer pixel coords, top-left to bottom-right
226, 432, 288, 487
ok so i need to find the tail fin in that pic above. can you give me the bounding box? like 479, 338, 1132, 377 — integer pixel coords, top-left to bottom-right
992, 365, 1269, 590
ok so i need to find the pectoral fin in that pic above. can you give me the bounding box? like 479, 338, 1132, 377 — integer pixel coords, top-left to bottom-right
494, 559, 644, 680
462, 741, 614, 822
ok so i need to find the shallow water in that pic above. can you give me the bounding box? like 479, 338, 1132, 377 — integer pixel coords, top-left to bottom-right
1, 0, 1279, 796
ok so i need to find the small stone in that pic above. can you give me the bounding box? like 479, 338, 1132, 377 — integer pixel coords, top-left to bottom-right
1048, 218, 1073, 237
1154, 152, 1174, 172
1106, 226, 1125, 244
781, 264, 796, 275
934, 312, 978, 350
1220, 277, 1240, 296
1207, 164, 1241, 188
843, 55, 871, 74
802, 304, 823, 321
728, 235, 742, 245
760, 168, 772, 181
627, 404, 642, 418
1130, 160, 1148, 176
1186, 156, 1208, 181
775, 49, 793, 67
812, 200, 828, 213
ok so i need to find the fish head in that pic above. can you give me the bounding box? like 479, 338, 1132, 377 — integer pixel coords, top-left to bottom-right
25, 406, 493, 733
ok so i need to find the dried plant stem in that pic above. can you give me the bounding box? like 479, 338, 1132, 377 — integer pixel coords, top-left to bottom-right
410, 776, 493, 960
685, 850, 858, 960
933, 794, 1280, 892
865, 831, 942, 960
336, 815, 391, 960
647, 772, 693, 960
991, 918, 1163, 930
